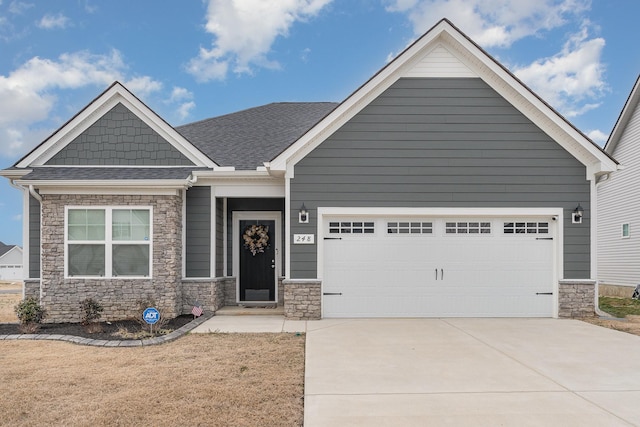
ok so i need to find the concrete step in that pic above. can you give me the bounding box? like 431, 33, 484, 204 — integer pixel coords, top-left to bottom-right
215, 305, 284, 316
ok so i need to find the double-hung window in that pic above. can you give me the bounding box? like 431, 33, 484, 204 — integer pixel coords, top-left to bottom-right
66, 207, 152, 278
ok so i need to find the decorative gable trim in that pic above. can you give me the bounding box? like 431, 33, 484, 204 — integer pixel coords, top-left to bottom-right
605, 75, 640, 156
15, 82, 218, 169
267, 19, 617, 178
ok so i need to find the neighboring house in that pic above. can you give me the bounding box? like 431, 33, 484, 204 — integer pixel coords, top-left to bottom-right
597, 75, 640, 296
0, 19, 617, 322
0, 242, 23, 281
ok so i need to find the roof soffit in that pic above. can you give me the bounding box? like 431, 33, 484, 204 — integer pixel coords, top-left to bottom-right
15, 82, 217, 169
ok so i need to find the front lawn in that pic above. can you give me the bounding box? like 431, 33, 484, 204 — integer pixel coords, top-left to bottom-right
599, 296, 640, 318
0, 333, 305, 426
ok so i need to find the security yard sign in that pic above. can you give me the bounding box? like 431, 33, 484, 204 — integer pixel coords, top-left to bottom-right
143, 307, 160, 324
143, 307, 160, 334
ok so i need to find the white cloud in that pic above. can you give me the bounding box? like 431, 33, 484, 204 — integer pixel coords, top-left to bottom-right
0, 50, 163, 158
514, 22, 607, 117
586, 129, 608, 145
187, 0, 333, 82
169, 86, 193, 103
164, 87, 196, 122
37, 13, 70, 30
176, 101, 196, 121
385, 0, 590, 48
12, 214, 22, 221
125, 76, 163, 97
8, 1, 33, 15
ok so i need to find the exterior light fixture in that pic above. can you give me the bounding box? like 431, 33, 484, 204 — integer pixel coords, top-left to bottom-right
299, 203, 309, 224
572, 203, 584, 224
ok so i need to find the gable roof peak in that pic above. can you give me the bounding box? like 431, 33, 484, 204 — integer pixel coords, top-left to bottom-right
605, 74, 640, 155
12, 81, 217, 169
267, 17, 617, 176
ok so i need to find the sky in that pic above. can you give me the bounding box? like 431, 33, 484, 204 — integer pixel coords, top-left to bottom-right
0, 0, 639, 246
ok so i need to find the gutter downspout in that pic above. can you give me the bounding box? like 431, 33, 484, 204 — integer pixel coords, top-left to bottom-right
593, 171, 614, 318
28, 184, 42, 202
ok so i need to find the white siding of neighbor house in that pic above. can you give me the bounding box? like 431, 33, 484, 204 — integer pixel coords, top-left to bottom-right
0, 246, 23, 280
598, 100, 640, 287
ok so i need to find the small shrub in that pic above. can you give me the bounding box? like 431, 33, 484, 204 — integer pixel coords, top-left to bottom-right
14, 297, 47, 333
80, 298, 104, 325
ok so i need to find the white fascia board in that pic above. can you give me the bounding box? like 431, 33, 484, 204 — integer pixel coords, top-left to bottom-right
17, 83, 217, 169
38, 187, 182, 196
0, 169, 31, 179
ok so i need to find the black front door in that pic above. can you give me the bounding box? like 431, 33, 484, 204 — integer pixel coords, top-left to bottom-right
239, 220, 275, 301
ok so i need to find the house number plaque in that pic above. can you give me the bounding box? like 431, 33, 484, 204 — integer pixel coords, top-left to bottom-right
293, 234, 315, 244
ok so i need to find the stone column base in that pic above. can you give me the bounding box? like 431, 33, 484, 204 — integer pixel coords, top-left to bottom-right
558, 280, 596, 318
283, 279, 321, 320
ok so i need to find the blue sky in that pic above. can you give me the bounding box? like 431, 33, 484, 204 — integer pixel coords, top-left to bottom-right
0, 0, 639, 246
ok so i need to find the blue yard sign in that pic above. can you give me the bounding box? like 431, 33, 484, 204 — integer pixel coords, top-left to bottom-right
143, 307, 160, 325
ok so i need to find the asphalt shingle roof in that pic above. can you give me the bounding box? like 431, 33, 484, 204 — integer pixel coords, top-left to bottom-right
176, 102, 338, 170
0, 242, 15, 257
22, 167, 206, 180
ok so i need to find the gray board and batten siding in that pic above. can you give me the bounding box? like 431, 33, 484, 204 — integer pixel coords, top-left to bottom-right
46, 103, 195, 166
290, 77, 590, 279
185, 186, 211, 278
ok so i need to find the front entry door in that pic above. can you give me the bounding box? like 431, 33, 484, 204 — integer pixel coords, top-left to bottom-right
239, 220, 276, 302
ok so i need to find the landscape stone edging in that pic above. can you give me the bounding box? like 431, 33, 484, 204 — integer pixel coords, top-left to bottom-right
0, 312, 214, 347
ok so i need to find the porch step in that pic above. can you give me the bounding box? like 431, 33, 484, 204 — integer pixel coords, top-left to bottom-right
215, 306, 284, 316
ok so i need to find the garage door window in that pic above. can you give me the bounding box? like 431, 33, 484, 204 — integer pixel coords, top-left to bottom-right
503, 222, 549, 234
446, 222, 491, 234
387, 222, 433, 234
329, 221, 375, 234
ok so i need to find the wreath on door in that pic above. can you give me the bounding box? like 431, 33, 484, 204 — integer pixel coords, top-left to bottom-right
243, 224, 270, 256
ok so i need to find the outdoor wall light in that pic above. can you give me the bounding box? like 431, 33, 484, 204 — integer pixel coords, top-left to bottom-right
572, 203, 584, 224
298, 203, 309, 224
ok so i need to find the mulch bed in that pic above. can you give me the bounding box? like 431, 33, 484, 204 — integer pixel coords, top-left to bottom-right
0, 315, 195, 340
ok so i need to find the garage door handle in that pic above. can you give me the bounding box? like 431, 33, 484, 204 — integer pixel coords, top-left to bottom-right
536, 292, 553, 295
435, 268, 438, 280
323, 292, 342, 296
441, 269, 444, 280
536, 238, 553, 240
324, 237, 342, 240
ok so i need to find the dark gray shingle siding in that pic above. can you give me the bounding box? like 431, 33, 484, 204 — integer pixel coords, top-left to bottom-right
46, 103, 195, 166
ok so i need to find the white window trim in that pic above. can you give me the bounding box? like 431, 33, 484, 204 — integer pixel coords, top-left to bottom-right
622, 223, 630, 239
64, 206, 153, 279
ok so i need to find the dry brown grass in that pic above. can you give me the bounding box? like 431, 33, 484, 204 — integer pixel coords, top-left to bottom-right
0, 333, 305, 426
0, 287, 21, 323
582, 315, 640, 336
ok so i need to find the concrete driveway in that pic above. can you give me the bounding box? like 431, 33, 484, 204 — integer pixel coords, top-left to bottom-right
304, 318, 640, 426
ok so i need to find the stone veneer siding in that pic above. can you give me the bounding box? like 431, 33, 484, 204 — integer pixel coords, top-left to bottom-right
558, 280, 596, 318
40, 193, 183, 323
23, 279, 40, 299
182, 277, 233, 314
283, 279, 321, 320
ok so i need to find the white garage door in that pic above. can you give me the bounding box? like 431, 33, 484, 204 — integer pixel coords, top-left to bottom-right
322, 217, 555, 317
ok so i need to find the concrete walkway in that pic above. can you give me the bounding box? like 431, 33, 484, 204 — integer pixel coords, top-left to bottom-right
304, 318, 640, 426
191, 308, 307, 333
